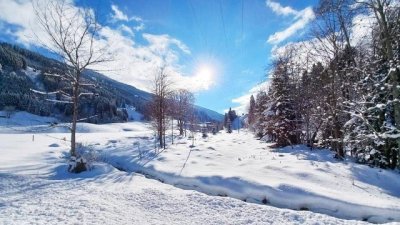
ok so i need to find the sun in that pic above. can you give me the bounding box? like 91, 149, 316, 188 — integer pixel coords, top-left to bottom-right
198, 65, 214, 79
193, 64, 215, 90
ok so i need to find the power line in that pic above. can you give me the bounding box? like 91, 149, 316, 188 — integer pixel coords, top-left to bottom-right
241, 0, 244, 40
188, 0, 208, 50
219, 0, 228, 49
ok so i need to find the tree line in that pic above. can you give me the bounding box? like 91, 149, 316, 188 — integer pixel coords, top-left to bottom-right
247, 0, 400, 169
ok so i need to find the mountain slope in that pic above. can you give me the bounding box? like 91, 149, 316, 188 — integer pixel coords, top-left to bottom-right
0, 42, 223, 122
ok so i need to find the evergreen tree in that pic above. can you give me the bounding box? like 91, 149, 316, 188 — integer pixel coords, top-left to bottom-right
253, 91, 269, 139
264, 56, 298, 146
247, 95, 256, 130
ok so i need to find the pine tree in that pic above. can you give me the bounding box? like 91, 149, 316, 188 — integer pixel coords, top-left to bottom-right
247, 95, 256, 130
253, 91, 269, 138
264, 56, 298, 146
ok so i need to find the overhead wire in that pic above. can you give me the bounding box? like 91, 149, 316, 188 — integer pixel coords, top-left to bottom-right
188, 0, 208, 52
219, 0, 229, 50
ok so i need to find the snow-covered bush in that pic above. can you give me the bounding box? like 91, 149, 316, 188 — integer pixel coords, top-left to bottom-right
68, 143, 98, 173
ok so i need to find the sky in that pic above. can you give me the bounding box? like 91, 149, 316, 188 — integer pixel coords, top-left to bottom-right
0, 0, 318, 114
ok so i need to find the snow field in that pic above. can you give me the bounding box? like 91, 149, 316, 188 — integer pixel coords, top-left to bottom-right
1, 112, 400, 224
0, 132, 370, 224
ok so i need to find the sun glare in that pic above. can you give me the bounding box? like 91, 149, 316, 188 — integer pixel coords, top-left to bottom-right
193, 64, 216, 90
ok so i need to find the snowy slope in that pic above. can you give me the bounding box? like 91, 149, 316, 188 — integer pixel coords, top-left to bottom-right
1, 112, 400, 224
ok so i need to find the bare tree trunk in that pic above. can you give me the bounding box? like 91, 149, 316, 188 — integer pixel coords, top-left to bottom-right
179, 120, 184, 136
171, 118, 174, 144
70, 96, 77, 156
70, 74, 80, 157
163, 121, 166, 149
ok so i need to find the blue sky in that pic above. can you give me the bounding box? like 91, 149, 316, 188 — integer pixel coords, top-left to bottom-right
0, 0, 318, 114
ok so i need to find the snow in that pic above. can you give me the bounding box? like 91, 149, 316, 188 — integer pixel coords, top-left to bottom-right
123, 105, 144, 121
97, 131, 400, 223
1, 111, 400, 224
23, 66, 45, 91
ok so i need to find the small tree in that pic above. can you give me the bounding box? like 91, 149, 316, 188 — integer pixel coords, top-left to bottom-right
171, 89, 194, 136
34, 0, 108, 173
149, 66, 173, 149
247, 95, 256, 130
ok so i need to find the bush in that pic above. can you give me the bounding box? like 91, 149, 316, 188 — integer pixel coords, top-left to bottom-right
68, 143, 98, 173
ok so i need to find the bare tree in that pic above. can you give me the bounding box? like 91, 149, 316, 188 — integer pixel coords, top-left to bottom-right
149, 66, 173, 149
171, 89, 195, 136
308, 1, 359, 158
34, 0, 108, 172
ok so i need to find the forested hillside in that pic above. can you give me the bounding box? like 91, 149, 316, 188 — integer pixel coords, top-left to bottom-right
0, 43, 222, 123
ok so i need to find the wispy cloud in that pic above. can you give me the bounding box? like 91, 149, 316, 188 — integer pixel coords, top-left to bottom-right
111, 4, 129, 21
110, 4, 145, 31
266, 0, 298, 16
265, 0, 315, 44
143, 33, 191, 55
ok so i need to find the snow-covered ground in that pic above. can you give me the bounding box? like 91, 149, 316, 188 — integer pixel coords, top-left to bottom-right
1, 112, 400, 224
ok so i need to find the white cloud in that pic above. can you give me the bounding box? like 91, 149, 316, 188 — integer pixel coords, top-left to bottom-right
271, 13, 377, 67
110, 4, 145, 31
0, 0, 214, 93
266, 0, 315, 44
133, 23, 145, 31
266, 0, 297, 16
229, 81, 270, 115
91, 30, 205, 92
119, 24, 134, 36
143, 34, 191, 55
0, 0, 41, 45
111, 4, 129, 21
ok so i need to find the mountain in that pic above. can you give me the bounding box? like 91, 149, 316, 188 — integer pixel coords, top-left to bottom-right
194, 105, 224, 122
0, 42, 223, 123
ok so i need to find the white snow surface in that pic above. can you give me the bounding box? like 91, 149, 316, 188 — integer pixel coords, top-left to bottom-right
1, 112, 400, 224
23, 66, 45, 91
